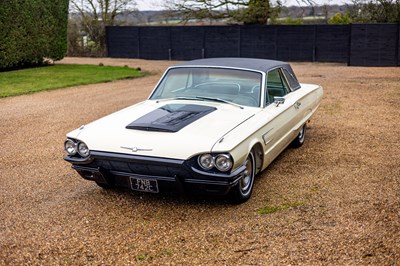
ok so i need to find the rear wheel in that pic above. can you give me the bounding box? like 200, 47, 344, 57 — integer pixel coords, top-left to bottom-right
229, 150, 255, 204
291, 124, 306, 148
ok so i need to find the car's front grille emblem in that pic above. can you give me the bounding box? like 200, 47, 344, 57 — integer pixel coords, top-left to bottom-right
120, 146, 153, 152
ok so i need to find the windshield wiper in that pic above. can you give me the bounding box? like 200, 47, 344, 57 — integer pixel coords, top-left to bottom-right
195, 96, 243, 109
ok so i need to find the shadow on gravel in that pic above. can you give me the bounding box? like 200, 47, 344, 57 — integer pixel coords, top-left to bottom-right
76, 184, 234, 207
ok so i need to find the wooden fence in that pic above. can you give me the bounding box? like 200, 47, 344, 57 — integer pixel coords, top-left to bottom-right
106, 24, 400, 66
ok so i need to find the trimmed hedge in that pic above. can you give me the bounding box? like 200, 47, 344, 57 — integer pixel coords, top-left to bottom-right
0, 0, 69, 70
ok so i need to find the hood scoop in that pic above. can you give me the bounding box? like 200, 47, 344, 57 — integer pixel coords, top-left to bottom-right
126, 104, 216, 132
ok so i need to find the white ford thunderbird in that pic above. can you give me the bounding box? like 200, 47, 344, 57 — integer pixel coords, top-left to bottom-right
64, 58, 323, 203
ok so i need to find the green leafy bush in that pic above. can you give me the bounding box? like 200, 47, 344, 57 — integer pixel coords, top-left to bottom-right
0, 0, 69, 70
328, 13, 353, 24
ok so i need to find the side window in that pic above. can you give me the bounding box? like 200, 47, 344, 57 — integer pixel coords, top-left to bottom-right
283, 68, 300, 90
265, 69, 289, 104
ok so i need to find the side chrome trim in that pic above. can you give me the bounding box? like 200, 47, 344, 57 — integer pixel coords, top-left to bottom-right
262, 128, 274, 145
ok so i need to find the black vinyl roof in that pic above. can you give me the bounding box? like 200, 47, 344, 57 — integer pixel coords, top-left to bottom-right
175, 58, 291, 73
173, 58, 300, 89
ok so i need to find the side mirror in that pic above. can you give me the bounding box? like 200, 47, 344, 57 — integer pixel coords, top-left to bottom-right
274, 97, 285, 107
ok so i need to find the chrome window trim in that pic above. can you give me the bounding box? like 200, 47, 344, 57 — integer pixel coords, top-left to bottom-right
148, 65, 266, 108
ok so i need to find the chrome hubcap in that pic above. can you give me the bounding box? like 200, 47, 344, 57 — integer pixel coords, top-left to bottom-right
298, 126, 305, 142
241, 156, 253, 193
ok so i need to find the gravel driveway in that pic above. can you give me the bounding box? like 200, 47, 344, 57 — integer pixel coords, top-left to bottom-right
1, 57, 399, 265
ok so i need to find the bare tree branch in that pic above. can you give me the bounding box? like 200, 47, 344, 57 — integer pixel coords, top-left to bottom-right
166, 0, 281, 24
70, 0, 137, 55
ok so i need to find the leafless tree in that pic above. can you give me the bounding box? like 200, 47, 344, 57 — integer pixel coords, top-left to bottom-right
69, 0, 137, 55
165, 0, 281, 25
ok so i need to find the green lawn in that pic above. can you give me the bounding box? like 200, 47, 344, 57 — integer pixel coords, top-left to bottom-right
0, 64, 145, 98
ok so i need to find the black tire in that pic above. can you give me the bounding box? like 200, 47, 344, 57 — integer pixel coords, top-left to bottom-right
229, 150, 256, 204
291, 124, 306, 148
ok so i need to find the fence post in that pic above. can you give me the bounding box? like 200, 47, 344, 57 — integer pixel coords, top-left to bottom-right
347, 24, 352, 66
238, 25, 241, 57
396, 23, 400, 66
313, 25, 317, 62
105, 26, 109, 57
202, 27, 206, 58
274, 26, 278, 60
137, 27, 141, 59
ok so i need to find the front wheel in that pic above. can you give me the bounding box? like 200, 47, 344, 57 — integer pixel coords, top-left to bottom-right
291, 124, 306, 148
229, 150, 256, 204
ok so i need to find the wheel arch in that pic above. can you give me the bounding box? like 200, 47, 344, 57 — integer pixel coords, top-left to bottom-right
251, 142, 264, 175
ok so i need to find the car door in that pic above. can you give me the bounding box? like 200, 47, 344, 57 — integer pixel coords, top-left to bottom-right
260, 68, 302, 166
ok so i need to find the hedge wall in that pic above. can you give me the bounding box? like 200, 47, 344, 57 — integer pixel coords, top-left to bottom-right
0, 0, 69, 70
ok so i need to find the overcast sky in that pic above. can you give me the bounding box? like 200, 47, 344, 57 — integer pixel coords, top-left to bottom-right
135, 0, 352, 11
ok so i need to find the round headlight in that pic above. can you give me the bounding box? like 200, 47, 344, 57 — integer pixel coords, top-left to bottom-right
78, 142, 90, 157
215, 154, 233, 172
198, 154, 214, 170
64, 139, 77, 155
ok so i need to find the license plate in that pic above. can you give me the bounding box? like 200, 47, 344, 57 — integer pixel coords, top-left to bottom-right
130, 177, 159, 193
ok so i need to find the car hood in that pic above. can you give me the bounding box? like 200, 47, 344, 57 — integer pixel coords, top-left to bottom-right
67, 100, 258, 160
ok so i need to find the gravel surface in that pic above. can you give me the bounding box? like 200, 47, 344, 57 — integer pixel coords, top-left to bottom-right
1, 57, 399, 265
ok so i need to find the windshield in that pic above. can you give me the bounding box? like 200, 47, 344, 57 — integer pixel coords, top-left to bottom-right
150, 67, 262, 107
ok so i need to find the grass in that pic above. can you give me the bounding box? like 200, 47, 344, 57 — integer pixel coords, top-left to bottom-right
257, 201, 306, 215
257, 186, 320, 215
0, 64, 145, 98
136, 254, 147, 261
134, 249, 174, 263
